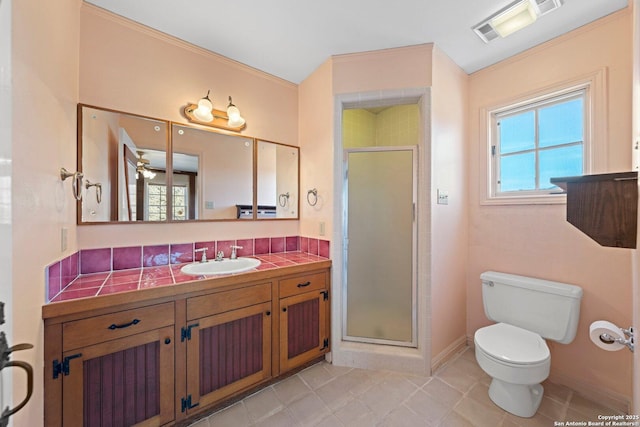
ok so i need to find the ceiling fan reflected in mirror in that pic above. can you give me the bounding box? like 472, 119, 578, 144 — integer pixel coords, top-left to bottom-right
136, 151, 156, 180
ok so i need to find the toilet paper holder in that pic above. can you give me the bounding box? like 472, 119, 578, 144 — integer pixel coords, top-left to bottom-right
599, 326, 634, 352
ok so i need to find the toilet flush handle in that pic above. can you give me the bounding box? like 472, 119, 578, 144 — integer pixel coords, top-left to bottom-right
484, 281, 494, 287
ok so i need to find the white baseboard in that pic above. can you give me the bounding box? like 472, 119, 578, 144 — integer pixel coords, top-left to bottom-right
431, 335, 468, 373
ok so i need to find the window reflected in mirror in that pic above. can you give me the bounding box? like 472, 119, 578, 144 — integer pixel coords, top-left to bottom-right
80, 105, 168, 223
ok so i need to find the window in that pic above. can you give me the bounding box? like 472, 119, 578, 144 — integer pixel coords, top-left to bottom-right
487, 86, 591, 203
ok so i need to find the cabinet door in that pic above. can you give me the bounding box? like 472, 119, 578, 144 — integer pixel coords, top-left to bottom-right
279, 290, 329, 373
62, 326, 175, 427
186, 302, 272, 412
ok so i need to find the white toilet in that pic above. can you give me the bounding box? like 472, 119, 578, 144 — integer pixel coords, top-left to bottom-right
474, 271, 583, 418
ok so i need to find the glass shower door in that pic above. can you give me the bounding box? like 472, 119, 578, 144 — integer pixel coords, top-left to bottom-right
343, 147, 417, 346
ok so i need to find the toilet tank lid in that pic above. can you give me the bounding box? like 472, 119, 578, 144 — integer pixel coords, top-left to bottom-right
481, 271, 583, 299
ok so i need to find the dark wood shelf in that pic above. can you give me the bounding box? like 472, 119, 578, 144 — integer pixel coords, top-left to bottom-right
550, 172, 638, 249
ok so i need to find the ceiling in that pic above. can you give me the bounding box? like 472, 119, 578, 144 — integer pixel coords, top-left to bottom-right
85, 0, 628, 84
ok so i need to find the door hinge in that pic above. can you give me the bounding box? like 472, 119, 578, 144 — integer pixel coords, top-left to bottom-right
321, 290, 329, 301
52, 353, 82, 379
491, 145, 496, 156
181, 395, 199, 412
321, 338, 329, 350
181, 323, 199, 342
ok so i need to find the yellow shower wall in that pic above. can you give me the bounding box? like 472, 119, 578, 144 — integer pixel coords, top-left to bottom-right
343, 105, 419, 148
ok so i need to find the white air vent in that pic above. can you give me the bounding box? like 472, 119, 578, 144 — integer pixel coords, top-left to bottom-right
535, 0, 564, 16
474, 22, 500, 43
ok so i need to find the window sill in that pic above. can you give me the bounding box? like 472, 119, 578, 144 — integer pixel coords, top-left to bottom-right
480, 193, 566, 206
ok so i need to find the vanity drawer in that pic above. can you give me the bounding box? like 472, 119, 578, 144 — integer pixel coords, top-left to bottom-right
279, 272, 327, 298
187, 283, 271, 321
62, 302, 174, 350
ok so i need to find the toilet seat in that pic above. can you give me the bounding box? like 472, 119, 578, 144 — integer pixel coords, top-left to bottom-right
475, 323, 550, 366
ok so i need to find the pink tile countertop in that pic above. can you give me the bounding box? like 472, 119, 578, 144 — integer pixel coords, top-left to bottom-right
49, 252, 328, 303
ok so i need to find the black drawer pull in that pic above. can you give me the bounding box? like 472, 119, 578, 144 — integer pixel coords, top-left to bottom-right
282, 307, 287, 312
164, 338, 171, 345
108, 318, 140, 330
265, 311, 271, 316
297, 281, 311, 288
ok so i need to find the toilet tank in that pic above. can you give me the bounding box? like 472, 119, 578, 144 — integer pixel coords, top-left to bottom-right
481, 271, 583, 344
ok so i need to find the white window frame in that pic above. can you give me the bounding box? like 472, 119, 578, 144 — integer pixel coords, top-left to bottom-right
480, 69, 607, 205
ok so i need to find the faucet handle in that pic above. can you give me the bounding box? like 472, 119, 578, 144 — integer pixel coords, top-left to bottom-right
230, 245, 243, 259
194, 247, 208, 262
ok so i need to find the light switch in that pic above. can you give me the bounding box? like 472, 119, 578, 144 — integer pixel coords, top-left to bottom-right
437, 189, 449, 205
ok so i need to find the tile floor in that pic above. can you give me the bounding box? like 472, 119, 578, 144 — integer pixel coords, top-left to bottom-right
188, 347, 625, 426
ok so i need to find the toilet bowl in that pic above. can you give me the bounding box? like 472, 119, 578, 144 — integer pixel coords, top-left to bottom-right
474, 271, 582, 418
474, 322, 550, 417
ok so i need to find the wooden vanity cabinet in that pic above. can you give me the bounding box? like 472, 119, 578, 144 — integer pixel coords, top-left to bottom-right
278, 271, 330, 373
52, 302, 176, 426
183, 283, 272, 414
43, 263, 331, 426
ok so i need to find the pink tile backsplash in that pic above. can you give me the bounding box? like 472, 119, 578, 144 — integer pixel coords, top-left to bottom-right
113, 246, 142, 270
46, 235, 329, 302
80, 248, 112, 274
143, 245, 170, 267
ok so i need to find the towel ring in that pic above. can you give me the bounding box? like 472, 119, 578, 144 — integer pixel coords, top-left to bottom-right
307, 188, 318, 206
85, 180, 103, 204
60, 168, 83, 201
278, 192, 290, 207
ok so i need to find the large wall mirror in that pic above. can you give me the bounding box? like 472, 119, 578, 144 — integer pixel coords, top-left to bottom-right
77, 104, 299, 224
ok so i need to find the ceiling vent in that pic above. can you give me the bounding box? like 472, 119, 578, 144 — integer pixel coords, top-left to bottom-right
473, 0, 565, 43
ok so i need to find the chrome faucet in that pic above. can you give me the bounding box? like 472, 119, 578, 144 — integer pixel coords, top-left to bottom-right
194, 248, 208, 263
215, 251, 224, 261
230, 245, 243, 260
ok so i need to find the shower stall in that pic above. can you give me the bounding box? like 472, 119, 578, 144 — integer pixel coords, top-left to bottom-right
332, 90, 430, 374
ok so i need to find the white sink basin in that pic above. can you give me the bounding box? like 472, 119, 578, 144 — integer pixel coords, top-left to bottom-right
180, 257, 261, 276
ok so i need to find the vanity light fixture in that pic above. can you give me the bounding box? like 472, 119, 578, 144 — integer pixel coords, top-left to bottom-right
473, 0, 564, 43
184, 91, 247, 132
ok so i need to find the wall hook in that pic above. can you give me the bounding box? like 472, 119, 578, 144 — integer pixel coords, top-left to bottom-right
307, 188, 318, 206
60, 168, 83, 201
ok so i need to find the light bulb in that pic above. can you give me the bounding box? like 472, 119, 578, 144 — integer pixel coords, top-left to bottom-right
193, 90, 214, 122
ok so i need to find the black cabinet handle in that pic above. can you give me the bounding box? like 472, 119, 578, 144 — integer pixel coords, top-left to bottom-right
265, 311, 271, 316
282, 307, 287, 312
108, 318, 140, 330
164, 338, 171, 345
297, 281, 311, 288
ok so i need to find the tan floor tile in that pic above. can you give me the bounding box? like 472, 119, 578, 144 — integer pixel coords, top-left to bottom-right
506, 411, 555, 427
243, 387, 284, 423
541, 381, 572, 405
298, 363, 336, 390
207, 402, 250, 427
187, 418, 210, 427
537, 395, 566, 420
448, 356, 486, 380
439, 410, 476, 427
569, 393, 623, 420
252, 408, 297, 427
314, 414, 345, 427
467, 382, 499, 411
334, 398, 377, 426
273, 374, 312, 405
423, 377, 463, 407
379, 405, 431, 427
286, 393, 330, 426
436, 364, 479, 393
454, 396, 505, 427
315, 375, 357, 411
404, 389, 450, 425
359, 380, 410, 418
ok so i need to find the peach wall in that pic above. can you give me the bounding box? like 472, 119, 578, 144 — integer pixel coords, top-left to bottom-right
12, 0, 80, 424
468, 9, 633, 404
632, 0, 640, 413
430, 46, 469, 362
299, 59, 334, 240
78, 4, 301, 248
